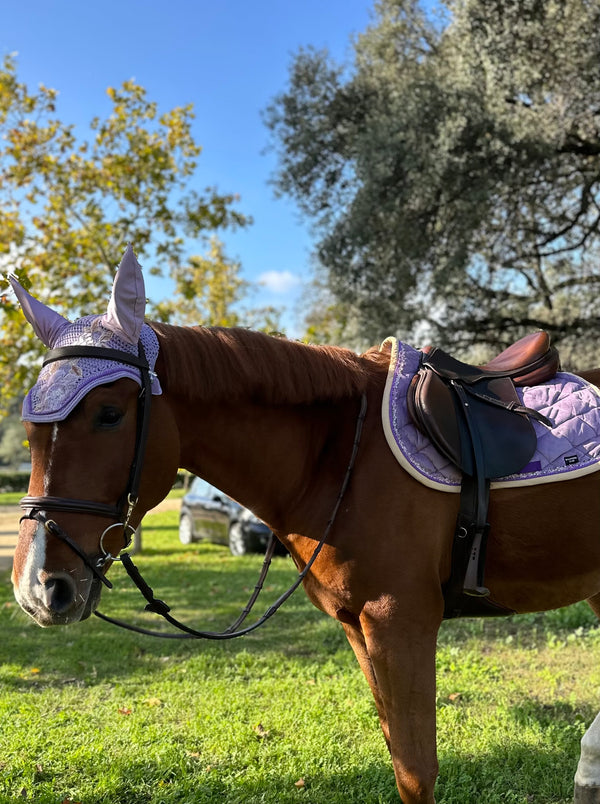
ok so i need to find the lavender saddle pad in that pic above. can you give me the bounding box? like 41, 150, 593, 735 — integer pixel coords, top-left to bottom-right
381, 337, 600, 492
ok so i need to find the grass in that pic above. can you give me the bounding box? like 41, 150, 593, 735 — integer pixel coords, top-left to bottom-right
1, 510, 599, 803
0, 492, 26, 505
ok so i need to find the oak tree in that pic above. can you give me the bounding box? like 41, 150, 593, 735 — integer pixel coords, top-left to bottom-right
266, 0, 600, 365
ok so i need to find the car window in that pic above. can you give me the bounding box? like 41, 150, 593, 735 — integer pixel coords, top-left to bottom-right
190, 477, 217, 499
190, 477, 229, 501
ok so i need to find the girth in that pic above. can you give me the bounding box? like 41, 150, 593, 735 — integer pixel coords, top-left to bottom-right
407, 333, 559, 618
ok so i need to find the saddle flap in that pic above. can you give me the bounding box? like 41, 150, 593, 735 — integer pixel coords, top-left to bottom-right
408, 369, 537, 479
408, 370, 466, 470
460, 376, 537, 478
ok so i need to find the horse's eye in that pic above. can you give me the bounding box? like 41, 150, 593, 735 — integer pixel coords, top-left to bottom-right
96, 406, 123, 429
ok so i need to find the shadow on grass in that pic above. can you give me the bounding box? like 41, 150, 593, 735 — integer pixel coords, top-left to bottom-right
438, 739, 580, 804
436, 698, 592, 803
10, 740, 582, 804
10, 755, 399, 804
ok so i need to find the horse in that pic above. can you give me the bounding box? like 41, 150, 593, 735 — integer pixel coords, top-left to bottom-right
8, 245, 600, 804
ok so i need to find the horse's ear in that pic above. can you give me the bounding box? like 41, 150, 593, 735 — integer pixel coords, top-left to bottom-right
9, 275, 70, 347
102, 244, 146, 344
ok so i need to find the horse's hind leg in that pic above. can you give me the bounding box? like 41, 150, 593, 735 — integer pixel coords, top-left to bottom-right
574, 594, 600, 802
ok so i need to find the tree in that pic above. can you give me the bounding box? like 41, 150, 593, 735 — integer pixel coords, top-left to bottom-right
152, 236, 249, 326
152, 235, 282, 331
0, 402, 29, 468
300, 265, 368, 349
0, 54, 249, 408
265, 0, 600, 365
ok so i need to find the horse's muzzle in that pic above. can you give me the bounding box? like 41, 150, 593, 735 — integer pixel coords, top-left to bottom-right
16, 573, 101, 626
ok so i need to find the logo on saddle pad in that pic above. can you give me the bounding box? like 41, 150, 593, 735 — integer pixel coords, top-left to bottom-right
381, 337, 600, 491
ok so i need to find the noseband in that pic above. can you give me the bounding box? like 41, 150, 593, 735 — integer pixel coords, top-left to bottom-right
19, 342, 154, 589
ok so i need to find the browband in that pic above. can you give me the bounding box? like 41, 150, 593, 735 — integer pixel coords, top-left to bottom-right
43, 345, 150, 371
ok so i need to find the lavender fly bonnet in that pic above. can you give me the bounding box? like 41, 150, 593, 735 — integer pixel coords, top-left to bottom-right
11, 245, 162, 423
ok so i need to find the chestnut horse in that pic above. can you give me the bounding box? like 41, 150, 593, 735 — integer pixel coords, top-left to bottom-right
9, 248, 600, 803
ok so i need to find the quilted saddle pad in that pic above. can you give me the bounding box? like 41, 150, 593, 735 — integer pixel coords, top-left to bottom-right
381, 337, 600, 492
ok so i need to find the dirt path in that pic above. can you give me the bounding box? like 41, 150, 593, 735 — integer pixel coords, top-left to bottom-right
0, 497, 181, 572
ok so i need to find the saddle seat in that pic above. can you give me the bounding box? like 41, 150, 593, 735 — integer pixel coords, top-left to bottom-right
480, 331, 559, 385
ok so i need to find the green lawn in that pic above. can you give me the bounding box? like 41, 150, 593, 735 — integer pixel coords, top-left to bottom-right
1, 509, 599, 803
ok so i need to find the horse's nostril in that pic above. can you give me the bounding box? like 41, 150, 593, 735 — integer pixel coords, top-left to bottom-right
42, 576, 77, 614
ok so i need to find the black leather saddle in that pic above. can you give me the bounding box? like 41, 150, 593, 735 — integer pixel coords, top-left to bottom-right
407, 332, 560, 618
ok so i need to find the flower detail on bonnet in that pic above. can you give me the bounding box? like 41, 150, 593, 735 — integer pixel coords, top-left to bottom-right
10, 245, 162, 424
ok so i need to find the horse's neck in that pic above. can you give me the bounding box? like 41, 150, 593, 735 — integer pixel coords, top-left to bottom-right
152, 323, 376, 532
170, 395, 343, 532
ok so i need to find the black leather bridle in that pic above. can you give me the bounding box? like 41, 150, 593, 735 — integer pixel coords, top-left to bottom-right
18, 340, 368, 639
19, 342, 154, 590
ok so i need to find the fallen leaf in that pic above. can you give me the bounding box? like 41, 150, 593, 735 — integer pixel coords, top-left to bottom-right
253, 723, 270, 739
294, 778, 305, 788
118, 707, 133, 716
448, 692, 462, 703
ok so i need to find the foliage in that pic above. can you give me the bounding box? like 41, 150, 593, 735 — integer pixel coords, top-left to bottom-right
301, 266, 369, 349
0, 54, 249, 409
0, 509, 599, 802
0, 397, 29, 468
152, 235, 282, 331
266, 0, 600, 364
0, 472, 30, 493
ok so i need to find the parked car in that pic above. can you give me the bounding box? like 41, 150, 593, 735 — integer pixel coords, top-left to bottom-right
179, 477, 285, 556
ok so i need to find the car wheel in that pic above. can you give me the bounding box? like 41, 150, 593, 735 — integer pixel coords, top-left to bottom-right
179, 512, 194, 545
228, 521, 250, 556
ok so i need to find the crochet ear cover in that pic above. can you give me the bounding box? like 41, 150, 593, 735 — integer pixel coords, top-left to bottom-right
11, 245, 162, 423
10, 244, 146, 348
102, 244, 147, 345
8, 277, 70, 348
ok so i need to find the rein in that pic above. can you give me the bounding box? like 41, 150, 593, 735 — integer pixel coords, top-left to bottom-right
95, 392, 368, 639
19, 340, 368, 640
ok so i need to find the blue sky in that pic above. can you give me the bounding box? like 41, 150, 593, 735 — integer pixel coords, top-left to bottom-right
3, 0, 374, 334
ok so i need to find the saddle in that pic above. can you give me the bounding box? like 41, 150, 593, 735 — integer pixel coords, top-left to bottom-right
407, 331, 560, 618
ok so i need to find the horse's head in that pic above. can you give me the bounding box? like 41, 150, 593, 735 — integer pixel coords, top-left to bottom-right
10, 247, 180, 626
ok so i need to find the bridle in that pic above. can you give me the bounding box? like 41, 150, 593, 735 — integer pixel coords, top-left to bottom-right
19, 341, 368, 639
20, 342, 154, 590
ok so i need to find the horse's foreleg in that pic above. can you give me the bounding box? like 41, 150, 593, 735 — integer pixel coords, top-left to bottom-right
340, 618, 391, 751
360, 608, 440, 804
574, 594, 600, 802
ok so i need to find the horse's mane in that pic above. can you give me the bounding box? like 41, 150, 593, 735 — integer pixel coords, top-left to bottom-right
150, 323, 389, 404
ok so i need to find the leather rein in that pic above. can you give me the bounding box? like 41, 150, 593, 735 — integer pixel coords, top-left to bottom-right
19, 342, 368, 640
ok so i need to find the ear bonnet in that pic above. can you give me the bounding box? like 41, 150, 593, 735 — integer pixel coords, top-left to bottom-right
11, 245, 162, 423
